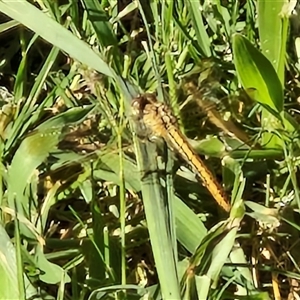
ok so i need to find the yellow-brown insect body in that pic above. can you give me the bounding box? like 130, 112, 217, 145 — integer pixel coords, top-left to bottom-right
132, 94, 231, 212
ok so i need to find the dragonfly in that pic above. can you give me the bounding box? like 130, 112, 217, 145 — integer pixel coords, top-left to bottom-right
131, 93, 231, 213
35, 71, 238, 214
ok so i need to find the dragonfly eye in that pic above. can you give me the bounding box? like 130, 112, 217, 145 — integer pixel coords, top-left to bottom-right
131, 94, 152, 118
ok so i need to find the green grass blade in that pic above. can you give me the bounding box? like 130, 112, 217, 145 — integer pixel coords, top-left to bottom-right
195, 275, 210, 300
206, 226, 239, 284
26, 46, 61, 107
134, 137, 181, 299
0, 222, 20, 299
175, 196, 207, 253
81, 0, 118, 48
0, 1, 115, 77
232, 33, 284, 114
257, 0, 294, 84
6, 127, 62, 239
35, 245, 70, 284
14, 204, 25, 300
187, 0, 212, 57
0, 223, 40, 299
0, 18, 19, 32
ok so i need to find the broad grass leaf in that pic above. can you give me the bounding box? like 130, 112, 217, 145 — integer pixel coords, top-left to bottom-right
245, 201, 279, 227
232, 34, 284, 114
80, 180, 93, 203
7, 128, 62, 211
229, 246, 255, 289
134, 139, 181, 299
191, 137, 225, 157
207, 226, 238, 284
180, 221, 228, 295
35, 246, 70, 284
7, 105, 95, 214
258, 1, 294, 84
0, 223, 39, 299
175, 196, 207, 253
37, 105, 95, 130
0, 223, 20, 300
195, 275, 210, 300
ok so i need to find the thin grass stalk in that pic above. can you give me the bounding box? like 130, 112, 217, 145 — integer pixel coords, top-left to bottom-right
14, 199, 25, 299
104, 227, 110, 276
27, 46, 60, 107
0, 150, 3, 217
265, 174, 271, 207
284, 142, 300, 210
118, 97, 127, 287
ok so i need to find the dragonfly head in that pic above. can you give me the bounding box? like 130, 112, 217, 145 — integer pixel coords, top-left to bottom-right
131, 93, 157, 120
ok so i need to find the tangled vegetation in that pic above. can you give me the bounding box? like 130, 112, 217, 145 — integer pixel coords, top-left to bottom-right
0, 1, 299, 299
